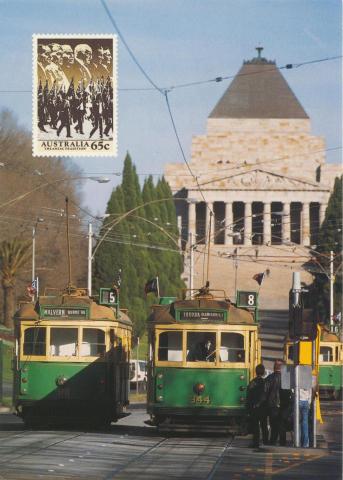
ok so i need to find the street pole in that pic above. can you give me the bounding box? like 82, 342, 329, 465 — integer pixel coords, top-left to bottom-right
88, 222, 93, 296
330, 250, 334, 330
32, 226, 36, 303
189, 232, 194, 296
136, 337, 140, 395
312, 340, 317, 448
234, 250, 238, 301
292, 271, 301, 447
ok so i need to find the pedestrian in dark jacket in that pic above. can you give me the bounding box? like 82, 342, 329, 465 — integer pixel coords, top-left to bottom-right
265, 359, 292, 446
246, 363, 268, 448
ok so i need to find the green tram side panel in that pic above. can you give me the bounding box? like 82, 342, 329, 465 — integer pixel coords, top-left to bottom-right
319, 364, 342, 389
153, 367, 248, 408
17, 361, 107, 401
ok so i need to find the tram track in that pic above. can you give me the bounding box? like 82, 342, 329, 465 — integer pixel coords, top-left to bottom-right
206, 435, 235, 480
104, 434, 236, 480
0, 431, 84, 466
104, 436, 169, 479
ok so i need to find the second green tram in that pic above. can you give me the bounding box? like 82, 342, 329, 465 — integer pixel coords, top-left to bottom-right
146, 289, 261, 432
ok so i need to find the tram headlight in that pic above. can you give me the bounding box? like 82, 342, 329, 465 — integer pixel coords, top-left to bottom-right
56, 376, 68, 386
193, 383, 205, 395
157, 395, 164, 402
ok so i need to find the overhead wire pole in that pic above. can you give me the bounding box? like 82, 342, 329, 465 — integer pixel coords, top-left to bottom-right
88, 223, 93, 296
330, 250, 334, 330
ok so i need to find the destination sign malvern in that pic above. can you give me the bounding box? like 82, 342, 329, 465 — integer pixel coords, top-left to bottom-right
40, 307, 89, 319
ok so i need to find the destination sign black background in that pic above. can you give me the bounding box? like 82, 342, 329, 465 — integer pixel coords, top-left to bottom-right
179, 310, 225, 322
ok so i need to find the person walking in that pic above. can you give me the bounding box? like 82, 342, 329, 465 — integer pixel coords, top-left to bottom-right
246, 363, 268, 448
299, 388, 311, 448
265, 359, 292, 446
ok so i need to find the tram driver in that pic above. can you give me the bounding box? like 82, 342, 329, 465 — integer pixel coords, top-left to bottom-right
187, 336, 216, 362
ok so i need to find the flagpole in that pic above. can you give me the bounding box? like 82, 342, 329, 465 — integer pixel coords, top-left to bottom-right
156, 276, 160, 298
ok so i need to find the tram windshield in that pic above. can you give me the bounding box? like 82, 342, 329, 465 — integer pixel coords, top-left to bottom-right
50, 328, 78, 356
23, 327, 46, 356
81, 328, 106, 356
320, 346, 333, 362
158, 331, 182, 361
220, 332, 245, 362
186, 332, 216, 362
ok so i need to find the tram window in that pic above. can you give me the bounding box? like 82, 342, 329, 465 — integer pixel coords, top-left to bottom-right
50, 328, 78, 356
288, 345, 294, 360
186, 332, 216, 362
23, 327, 46, 356
81, 329, 106, 356
319, 346, 333, 362
336, 347, 339, 362
158, 331, 182, 361
220, 333, 245, 362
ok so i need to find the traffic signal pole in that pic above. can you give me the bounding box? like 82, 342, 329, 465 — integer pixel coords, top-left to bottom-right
292, 272, 301, 447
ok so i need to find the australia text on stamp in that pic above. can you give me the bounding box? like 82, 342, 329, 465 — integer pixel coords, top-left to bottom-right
33, 34, 117, 157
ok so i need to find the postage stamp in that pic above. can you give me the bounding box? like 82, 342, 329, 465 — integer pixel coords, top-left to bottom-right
32, 34, 117, 157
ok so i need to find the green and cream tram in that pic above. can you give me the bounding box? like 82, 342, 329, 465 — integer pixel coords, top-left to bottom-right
13, 287, 132, 427
147, 289, 261, 432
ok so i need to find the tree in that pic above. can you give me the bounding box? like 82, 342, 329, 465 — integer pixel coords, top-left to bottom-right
0, 109, 87, 322
93, 155, 185, 336
0, 239, 31, 329
309, 176, 342, 322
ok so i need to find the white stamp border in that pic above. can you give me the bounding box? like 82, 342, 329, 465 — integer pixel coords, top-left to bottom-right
32, 33, 118, 157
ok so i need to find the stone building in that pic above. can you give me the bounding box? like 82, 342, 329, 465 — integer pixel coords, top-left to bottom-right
164, 49, 341, 308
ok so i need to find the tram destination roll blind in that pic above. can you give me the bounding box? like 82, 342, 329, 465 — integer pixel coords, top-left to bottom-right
178, 310, 226, 322
40, 306, 89, 319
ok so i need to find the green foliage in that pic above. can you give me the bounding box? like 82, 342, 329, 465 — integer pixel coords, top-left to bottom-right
310, 176, 342, 322
93, 154, 185, 336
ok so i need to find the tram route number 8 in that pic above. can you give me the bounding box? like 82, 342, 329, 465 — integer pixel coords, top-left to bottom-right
237, 291, 257, 308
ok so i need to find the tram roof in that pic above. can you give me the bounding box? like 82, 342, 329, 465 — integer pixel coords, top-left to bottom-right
148, 297, 255, 325
14, 293, 132, 325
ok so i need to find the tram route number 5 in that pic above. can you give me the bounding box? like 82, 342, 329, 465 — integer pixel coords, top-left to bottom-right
99, 287, 118, 306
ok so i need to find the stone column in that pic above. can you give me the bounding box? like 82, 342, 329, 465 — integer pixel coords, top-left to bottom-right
283, 202, 291, 243
244, 202, 252, 245
224, 202, 233, 245
302, 202, 311, 246
319, 203, 327, 226
263, 203, 271, 244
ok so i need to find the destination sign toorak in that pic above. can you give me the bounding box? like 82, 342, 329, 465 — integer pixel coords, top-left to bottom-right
40, 306, 89, 319
178, 310, 226, 322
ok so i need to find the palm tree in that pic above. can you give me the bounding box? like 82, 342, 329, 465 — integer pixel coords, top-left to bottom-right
0, 239, 31, 329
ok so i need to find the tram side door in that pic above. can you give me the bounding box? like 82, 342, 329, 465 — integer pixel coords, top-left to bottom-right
249, 330, 260, 380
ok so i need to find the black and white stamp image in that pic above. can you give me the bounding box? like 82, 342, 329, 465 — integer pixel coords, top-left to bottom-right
33, 34, 117, 156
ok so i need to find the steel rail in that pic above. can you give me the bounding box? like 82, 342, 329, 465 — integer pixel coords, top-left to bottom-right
104, 436, 169, 479
206, 434, 235, 480
0, 432, 84, 466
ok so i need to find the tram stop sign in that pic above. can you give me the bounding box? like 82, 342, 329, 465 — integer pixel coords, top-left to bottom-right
281, 365, 313, 389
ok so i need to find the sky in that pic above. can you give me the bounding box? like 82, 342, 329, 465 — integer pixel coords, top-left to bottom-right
0, 0, 341, 216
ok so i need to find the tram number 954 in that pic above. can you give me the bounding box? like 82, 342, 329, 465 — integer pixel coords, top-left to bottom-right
190, 395, 211, 405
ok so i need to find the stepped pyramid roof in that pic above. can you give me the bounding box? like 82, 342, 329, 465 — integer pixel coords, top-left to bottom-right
209, 48, 309, 119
